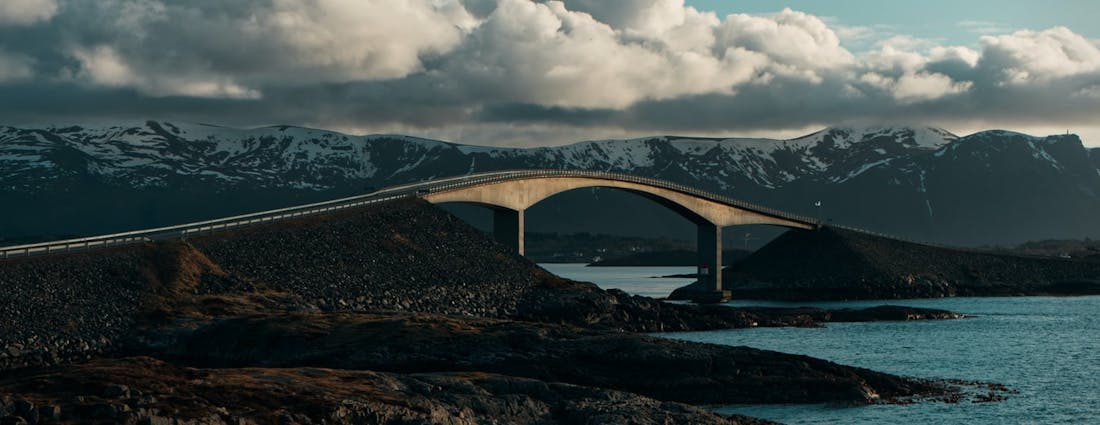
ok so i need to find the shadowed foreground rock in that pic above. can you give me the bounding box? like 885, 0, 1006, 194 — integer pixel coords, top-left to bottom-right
140, 312, 949, 406
0, 357, 775, 425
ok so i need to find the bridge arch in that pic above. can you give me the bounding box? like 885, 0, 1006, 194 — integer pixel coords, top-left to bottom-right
420, 173, 815, 299
422, 176, 810, 229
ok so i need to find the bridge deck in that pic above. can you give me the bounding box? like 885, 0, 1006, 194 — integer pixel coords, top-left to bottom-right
1, 170, 835, 260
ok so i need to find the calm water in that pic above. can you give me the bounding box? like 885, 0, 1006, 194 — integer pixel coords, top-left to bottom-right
539, 263, 696, 299
542, 264, 1100, 425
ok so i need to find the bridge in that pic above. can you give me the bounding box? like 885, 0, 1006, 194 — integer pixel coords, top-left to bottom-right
0, 170, 821, 297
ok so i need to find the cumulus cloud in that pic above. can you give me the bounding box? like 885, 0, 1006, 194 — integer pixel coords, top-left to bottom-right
716, 8, 854, 73
0, 0, 58, 26
60, 0, 475, 98
562, 0, 692, 36
929, 46, 980, 68
0, 0, 1098, 145
862, 71, 972, 103
438, 0, 762, 108
854, 38, 975, 103
862, 45, 928, 74
978, 27, 1100, 84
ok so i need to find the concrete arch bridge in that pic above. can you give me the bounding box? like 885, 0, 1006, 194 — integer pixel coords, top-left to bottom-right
378, 170, 820, 294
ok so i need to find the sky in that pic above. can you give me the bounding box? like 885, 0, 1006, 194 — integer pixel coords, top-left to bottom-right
690, 1, 1100, 50
0, 0, 1099, 146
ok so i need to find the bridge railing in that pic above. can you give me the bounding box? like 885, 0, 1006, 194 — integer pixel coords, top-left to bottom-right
412, 169, 951, 246
0, 192, 413, 260
822, 222, 977, 252
0, 170, 535, 260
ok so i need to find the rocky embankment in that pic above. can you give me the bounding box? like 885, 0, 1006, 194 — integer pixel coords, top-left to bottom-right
0, 199, 981, 423
673, 226, 1100, 301
0, 246, 148, 370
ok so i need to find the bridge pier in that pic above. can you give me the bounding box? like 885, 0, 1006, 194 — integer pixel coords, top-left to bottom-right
697, 223, 729, 301
492, 208, 525, 256
418, 172, 816, 304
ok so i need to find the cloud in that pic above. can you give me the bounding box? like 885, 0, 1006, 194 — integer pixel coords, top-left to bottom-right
69, 45, 260, 99
978, 27, 1100, 83
560, 0, 694, 36
58, 0, 476, 98
1073, 84, 1100, 99
0, 0, 58, 26
0, 50, 33, 82
888, 72, 973, 103
862, 44, 928, 74
0, 0, 1098, 146
929, 46, 980, 68
832, 23, 892, 44
958, 20, 1010, 35
435, 0, 762, 109
716, 8, 854, 73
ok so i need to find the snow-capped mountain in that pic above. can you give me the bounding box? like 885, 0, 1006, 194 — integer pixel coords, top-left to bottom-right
1, 121, 1098, 246
0, 122, 955, 193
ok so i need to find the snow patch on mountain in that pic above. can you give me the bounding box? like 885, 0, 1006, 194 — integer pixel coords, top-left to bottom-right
833, 158, 894, 183
0, 122, 1078, 198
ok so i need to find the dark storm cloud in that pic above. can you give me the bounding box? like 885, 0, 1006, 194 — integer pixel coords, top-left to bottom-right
0, 0, 1099, 144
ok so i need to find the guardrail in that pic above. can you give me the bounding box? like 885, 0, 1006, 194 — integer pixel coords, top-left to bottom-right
368, 169, 955, 249
0, 169, 554, 260
2, 168, 917, 260
0, 192, 414, 260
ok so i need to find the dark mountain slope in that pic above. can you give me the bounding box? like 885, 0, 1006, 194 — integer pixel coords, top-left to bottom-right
716, 227, 1100, 300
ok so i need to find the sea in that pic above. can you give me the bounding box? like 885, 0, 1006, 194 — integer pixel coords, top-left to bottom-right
540, 264, 1100, 425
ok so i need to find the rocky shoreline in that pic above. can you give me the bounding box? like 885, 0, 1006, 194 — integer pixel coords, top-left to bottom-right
0, 200, 993, 424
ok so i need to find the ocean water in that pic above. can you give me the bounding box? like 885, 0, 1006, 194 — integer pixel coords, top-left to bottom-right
539, 263, 697, 299
541, 264, 1100, 425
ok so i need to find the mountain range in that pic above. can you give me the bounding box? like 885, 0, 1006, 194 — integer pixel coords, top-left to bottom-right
2, 121, 1098, 246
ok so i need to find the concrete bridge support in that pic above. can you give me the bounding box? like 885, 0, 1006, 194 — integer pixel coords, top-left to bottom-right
492, 208, 525, 256
488, 207, 727, 299
697, 223, 726, 297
